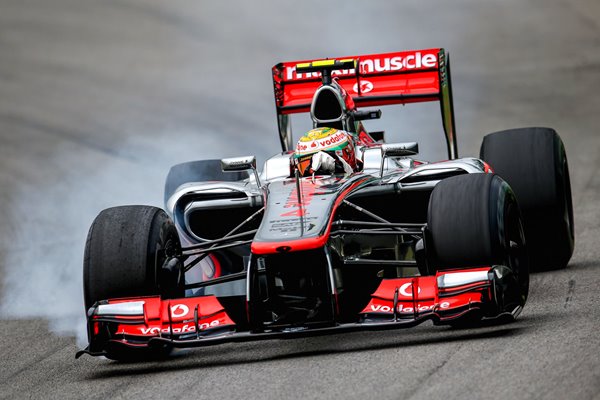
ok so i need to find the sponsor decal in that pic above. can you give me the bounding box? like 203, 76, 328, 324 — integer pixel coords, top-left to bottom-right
285, 52, 438, 81
139, 320, 221, 335
369, 302, 450, 314
318, 132, 347, 147
399, 282, 421, 297
296, 128, 349, 156
280, 182, 317, 217
170, 304, 189, 318
268, 217, 318, 233
352, 80, 373, 94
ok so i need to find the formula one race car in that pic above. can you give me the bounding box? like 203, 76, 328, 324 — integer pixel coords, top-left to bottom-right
78, 48, 574, 360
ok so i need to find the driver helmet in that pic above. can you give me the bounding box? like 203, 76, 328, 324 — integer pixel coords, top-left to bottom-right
294, 127, 357, 176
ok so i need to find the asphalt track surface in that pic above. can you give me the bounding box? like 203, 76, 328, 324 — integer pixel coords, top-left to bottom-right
0, 1, 599, 399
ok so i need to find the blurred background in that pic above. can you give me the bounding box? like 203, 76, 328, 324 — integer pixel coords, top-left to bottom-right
0, 0, 598, 398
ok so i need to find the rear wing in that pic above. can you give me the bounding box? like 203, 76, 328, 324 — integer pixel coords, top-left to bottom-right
272, 48, 458, 159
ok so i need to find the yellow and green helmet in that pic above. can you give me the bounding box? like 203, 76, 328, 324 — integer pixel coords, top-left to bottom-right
294, 127, 357, 175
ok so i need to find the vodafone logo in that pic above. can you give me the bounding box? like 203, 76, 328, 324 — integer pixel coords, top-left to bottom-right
170, 304, 189, 318
353, 80, 373, 94
369, 302, 450, 314
139, 320, 221, 335
318, 131, 346, 147
399, 282, 421, 297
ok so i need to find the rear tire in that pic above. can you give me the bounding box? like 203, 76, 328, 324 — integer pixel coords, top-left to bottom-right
427, 173, 529, 310
83, 205, 183, 311
164, 159, 249, 206
480, 127, 574, 271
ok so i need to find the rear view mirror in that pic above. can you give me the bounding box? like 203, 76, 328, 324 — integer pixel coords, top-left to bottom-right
381, 142, 419, 157
221, 156, 262, 188
380, 142, 419, 178
221, 156, 257, 172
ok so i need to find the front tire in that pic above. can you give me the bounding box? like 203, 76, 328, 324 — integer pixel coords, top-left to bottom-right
427, 173, 529, 312
83, 205, 183, 311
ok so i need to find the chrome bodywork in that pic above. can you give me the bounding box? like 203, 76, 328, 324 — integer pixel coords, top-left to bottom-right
165, 150, 487, 243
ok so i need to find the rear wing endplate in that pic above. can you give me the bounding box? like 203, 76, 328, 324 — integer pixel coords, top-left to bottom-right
272, 48, 457, 159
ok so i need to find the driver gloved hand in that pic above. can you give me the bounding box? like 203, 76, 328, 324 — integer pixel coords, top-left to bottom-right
311, 151, 336, 174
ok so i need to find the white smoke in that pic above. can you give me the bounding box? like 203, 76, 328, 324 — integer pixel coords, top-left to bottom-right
0, 128, 265, 346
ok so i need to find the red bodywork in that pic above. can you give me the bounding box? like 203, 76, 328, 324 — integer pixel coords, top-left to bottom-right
86, 267, 497, 352
272, 47, 458, 159
104, 296, 236, 340
273, 49, 442, 113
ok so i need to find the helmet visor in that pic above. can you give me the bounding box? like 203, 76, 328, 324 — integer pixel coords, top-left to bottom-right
295, 154, 313, 176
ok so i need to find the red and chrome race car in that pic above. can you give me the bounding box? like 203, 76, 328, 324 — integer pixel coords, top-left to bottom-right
78, 48, 574, 360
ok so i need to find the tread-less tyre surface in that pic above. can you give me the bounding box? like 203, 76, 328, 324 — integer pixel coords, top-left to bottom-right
427, 173, 529, 309
83, 205, 183, 311
164, 159, 249, 205
480, 127, 574, 271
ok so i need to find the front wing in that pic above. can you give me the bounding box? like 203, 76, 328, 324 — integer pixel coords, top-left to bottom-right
77, 266, 520, 358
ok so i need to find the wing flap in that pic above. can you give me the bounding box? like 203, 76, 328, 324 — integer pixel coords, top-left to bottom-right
273, 48, 443, 113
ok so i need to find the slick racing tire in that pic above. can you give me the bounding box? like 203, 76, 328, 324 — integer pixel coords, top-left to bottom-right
427, 173, 529, 310
83, 205, 184, 311
164, 159, 249, 206
480, 127, 574, 271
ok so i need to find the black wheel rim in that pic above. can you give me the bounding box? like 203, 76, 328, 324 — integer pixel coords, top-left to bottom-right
504, 200, 529, 306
